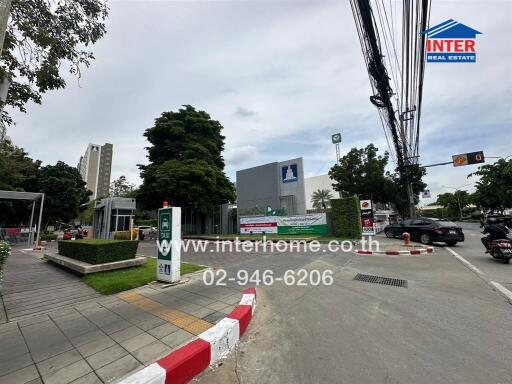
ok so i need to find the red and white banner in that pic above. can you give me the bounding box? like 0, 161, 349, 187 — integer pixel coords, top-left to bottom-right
240, 217, 278, 234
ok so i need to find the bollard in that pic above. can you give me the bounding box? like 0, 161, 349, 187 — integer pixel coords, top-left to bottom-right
402, 232, 411, 246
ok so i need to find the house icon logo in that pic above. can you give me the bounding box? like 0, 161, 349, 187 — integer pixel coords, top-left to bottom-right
422, 19, 482, 63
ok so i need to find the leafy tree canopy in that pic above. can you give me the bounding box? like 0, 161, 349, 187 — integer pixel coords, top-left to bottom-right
436, 190, 472, 219
328, 144, 426, 217
109, 175, 135, 198
387, 164, 427, 217
25, 161, 91, 225
0, 137, 40, 190
0, 139, 91, 226
138, 105, 235, 211
1, 0, 108, 125
329, 144, 392, 203
469, 159, 512, 213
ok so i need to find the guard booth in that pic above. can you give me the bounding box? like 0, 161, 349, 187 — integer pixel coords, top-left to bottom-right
92, 197, 136, 239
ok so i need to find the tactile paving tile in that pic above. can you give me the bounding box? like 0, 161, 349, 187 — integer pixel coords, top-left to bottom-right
118, 292, 214, 335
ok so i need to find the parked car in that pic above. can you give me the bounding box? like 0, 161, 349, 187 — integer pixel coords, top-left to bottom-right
136, 225, 157, 240
384, 217, 465, 246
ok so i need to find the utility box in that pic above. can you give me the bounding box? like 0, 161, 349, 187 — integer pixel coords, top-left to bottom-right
93, 197, 136, 239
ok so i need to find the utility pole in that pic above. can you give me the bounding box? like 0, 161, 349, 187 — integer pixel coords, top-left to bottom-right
404, 157, 416, 218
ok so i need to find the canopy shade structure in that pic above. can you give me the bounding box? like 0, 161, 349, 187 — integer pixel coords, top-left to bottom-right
0, 190, 45, 247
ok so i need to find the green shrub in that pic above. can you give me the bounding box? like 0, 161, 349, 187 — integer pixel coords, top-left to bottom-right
41, 233, 58, 241
330, 197, 362, 239
114, 231, 131, 240
0, 241, 10, 272
58, 240, 138, 265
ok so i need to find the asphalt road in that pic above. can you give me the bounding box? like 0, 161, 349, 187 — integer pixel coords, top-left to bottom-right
138, 235, 512, 384
449, 221, 512, 286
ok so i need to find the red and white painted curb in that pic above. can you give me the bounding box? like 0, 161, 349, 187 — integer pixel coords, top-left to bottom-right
117, 287, 257, 384
355, 246, 434, 256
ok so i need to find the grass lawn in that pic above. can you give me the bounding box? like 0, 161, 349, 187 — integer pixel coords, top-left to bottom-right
82, 258, 204, 295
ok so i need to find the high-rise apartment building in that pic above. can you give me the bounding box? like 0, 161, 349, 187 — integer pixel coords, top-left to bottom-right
77, 143, 113, 200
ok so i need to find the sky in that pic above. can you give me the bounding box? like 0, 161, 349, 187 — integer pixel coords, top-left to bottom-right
7, 0, 512, 205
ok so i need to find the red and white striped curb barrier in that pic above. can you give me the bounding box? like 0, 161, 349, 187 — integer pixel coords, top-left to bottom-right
117, 287, 256, 384
355, 246, 434, 256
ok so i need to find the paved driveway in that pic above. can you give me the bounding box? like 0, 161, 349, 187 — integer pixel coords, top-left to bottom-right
1, 247, 101, 322
140, 236, 512, 384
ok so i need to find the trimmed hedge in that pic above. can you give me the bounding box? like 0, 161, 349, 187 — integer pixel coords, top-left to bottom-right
330, 197, 362, 239
41, 233, 58, 241
113, 231, 131, 240
58, 240, 138, 265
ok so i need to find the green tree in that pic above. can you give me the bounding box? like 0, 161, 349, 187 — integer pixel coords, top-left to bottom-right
329, 144, 391, 202
311, 189, 333, 210
0, 138, 40, 226
388, 164, 427, 217
138, 105, 235, 211
470, 159, 512, 213
109, 175, 135, 197
26, 161, 91, 225
0, 0, 108, 125
0, 138, 40, 190
436, 190, 471, 219
328, 144, 426, 217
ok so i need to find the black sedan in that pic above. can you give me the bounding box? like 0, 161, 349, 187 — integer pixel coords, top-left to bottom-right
384, 217, 465, 246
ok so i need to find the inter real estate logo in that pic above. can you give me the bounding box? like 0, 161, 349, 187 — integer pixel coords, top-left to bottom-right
422, 19, 482, 63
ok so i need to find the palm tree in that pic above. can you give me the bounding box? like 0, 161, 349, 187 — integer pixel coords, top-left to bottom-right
311, 189, 333, 211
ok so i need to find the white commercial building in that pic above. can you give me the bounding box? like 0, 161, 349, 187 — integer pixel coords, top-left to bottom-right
77, 143, 113, 200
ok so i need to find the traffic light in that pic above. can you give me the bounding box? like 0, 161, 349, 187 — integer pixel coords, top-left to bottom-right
452, 151, 484, 167
467, 151, 485, 165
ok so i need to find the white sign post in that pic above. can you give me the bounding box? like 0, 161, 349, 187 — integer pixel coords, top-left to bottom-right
157, 207, 181, 283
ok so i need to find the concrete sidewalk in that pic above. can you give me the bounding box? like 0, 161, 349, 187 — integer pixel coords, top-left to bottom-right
1, 248, 101, 322
0, 250, 241, 384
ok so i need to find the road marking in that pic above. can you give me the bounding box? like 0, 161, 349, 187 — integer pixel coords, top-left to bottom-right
447, 247, 512, 304
490, 281, 512, 302
446, 247, 483, 275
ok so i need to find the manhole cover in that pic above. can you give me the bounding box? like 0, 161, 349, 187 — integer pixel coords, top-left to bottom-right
353, 273, 407, 288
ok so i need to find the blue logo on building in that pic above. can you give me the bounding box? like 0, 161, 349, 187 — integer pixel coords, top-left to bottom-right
282, 164, 298, 183
422, 19, 482, 63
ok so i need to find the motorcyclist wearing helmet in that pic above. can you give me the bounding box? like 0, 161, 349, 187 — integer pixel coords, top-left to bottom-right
481, 223, 510, 251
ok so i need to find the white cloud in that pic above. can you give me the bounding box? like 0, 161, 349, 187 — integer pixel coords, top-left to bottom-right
6, 0, 510, 200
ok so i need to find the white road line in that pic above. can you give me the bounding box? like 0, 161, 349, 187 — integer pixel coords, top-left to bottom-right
447, 247, 512, 304
446, 247, 483, 275
490, 281, 512, 303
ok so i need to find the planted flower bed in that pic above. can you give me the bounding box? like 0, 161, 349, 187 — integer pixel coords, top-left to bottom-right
57, 239, 138, 265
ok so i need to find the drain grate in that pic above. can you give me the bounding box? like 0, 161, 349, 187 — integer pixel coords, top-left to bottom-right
353, 273, 407, 288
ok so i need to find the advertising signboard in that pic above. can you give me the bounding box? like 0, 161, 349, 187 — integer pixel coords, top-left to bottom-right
240, 214, 327, 235
157, 207, 181, 283
360, 199, 375, 236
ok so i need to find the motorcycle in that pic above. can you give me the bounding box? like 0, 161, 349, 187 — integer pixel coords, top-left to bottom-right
482, 236, 512, 264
